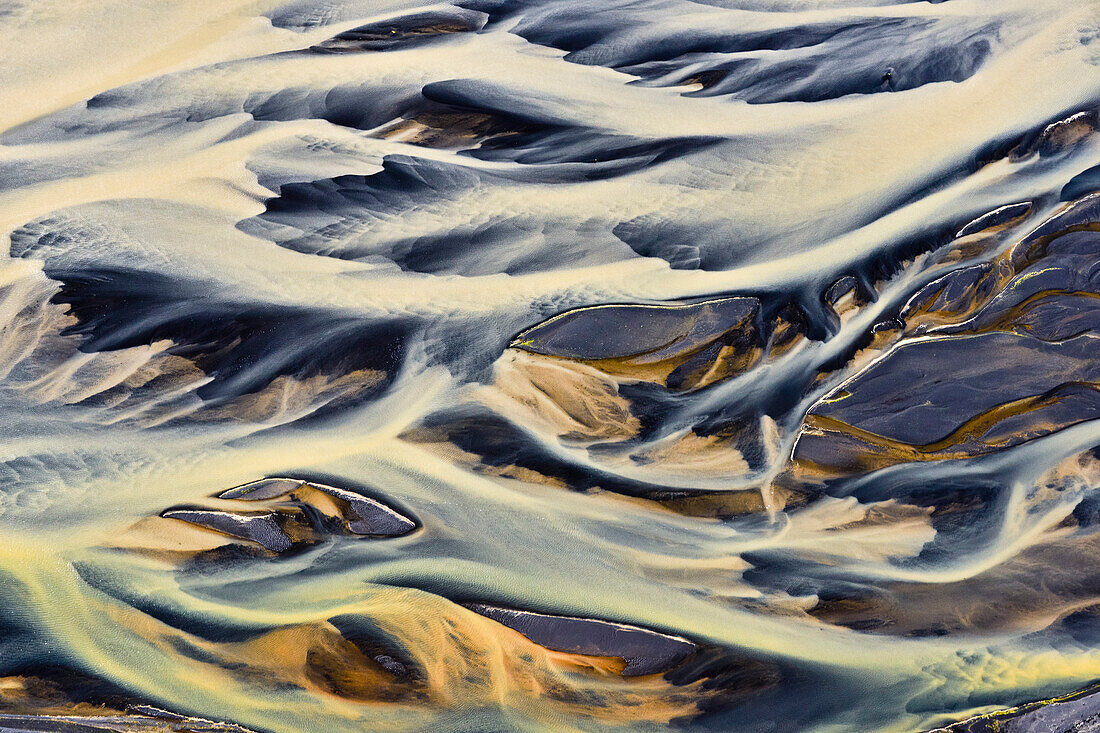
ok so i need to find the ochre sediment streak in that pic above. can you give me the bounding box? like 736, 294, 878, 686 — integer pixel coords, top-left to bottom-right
799, 383, 1100, 463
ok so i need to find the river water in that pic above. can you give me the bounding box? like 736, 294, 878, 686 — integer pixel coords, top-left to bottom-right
1, 1, 1099, 731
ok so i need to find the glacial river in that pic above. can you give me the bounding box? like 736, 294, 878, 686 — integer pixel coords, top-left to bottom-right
1, 1, 1099, 731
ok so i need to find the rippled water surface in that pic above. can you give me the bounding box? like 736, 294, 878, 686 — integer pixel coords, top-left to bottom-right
2, 1, 1100, 731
